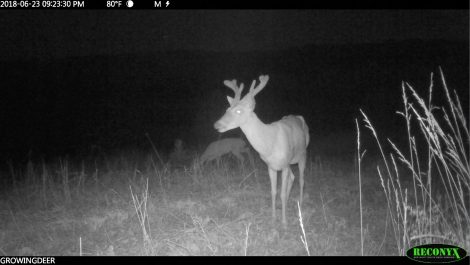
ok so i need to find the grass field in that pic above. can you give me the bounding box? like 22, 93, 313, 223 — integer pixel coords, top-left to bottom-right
0, 146, 395, 256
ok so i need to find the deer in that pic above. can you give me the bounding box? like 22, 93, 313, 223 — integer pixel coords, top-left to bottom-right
214, 75, 310, 226
168, 138, 196, 168
200, 138, 253, 167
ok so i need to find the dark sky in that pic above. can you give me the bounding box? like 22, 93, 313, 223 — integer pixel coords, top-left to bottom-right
0, 9, 468, 160
0, 10, 467, 60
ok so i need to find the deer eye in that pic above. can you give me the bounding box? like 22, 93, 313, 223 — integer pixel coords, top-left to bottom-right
235, 109, 242, 115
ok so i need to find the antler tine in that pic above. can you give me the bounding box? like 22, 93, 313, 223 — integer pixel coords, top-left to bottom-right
249, 75, 270, 96
249, 80, 256, 91
223, 79, 244, 101
223, 79, 237, 92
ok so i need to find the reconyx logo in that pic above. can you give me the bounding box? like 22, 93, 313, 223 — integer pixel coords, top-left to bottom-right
406, 244, 467, 263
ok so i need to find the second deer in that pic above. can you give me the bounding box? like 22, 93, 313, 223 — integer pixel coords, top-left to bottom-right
200, 138, 253, 167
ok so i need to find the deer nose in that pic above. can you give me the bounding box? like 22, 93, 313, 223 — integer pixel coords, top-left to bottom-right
214, 121, 222, 130
214, 120, 227, 132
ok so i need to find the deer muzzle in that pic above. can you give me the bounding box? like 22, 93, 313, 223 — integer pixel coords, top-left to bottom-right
214, 120, 227, 133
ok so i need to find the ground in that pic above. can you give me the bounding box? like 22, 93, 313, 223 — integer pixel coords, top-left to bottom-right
0, 140, 400, 256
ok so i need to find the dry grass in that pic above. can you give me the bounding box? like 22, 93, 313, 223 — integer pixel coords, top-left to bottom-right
0, 145, 389, 255
358, 69, 469, 255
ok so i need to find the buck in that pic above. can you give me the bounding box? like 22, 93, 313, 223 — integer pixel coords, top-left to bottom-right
200, 138, 253, 167
214, 75, 310, 226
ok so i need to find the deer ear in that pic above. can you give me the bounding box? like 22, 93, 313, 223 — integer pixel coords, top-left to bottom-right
227, 96, 234, 106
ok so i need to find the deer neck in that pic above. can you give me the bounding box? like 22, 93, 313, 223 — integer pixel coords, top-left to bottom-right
240, 112, 276, 158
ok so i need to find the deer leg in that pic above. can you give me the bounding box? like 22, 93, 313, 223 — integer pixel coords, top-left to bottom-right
286, 167, 294, 205
244, 148, 255, 168
298, 154, 307, 206
232, 151, 244, 166
280, 168, 290, 226
268, 168, 277, 221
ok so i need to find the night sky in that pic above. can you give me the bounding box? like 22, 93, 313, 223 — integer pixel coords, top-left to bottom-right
0, 10, 468, 162
0, 10, 467, 59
